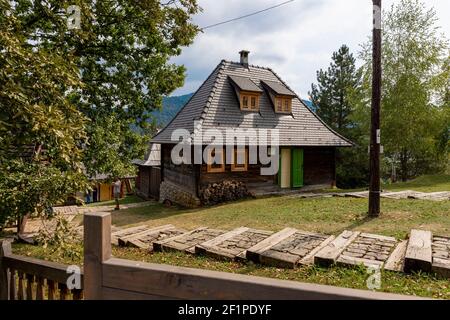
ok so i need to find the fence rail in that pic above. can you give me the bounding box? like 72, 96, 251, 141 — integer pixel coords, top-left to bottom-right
0, 241, 83, 300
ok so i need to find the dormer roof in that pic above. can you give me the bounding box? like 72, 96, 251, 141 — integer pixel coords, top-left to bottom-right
261, 80, 296, 97
229, 75, 263, 93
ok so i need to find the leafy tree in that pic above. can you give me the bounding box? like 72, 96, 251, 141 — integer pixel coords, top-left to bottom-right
0, 0, 88, 232
0, 0, 200, 232
359, 0, 449, 181
310, 45, 368, 188
15, 0, 200, 179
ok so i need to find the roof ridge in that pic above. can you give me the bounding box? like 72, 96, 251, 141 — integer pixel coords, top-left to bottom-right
190, 60, 227, 143
225, 60, 272, 71
267, 67, 355, 146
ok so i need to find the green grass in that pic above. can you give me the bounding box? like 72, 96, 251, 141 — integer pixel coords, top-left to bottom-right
11, 244, 450, 299
9, 175, 450, 299
323, 174, 450, 194
382, 175, 450, 193
108, 196, 450, 240
85, 195, 144, 207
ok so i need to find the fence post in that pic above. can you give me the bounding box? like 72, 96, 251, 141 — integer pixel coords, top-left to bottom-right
0, 241, 12, 300
83, 212, 111, 300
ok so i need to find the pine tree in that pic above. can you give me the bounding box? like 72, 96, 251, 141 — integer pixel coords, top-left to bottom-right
310, 45, 361, 137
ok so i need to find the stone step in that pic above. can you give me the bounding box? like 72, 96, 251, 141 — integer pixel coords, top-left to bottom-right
246, 228, 335, 269
153, 227, 226, 254
195, 227, 273, 262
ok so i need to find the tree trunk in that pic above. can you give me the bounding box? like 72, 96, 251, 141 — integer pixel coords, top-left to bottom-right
400, 150, 408, 182
17, 214, 30, 234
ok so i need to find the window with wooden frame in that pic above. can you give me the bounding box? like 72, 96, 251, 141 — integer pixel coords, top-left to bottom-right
231, 148, 248, 172
275, 96, 292, 114
240, 92, 260, 111
207, 147, 225, 173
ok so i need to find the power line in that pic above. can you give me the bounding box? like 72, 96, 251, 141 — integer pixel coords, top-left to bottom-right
201, 0, 295, 31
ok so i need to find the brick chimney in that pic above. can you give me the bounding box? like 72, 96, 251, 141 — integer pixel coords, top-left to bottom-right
239, 50, 250, 68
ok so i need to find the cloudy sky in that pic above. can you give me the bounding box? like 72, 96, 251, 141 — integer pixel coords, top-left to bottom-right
171, 0, 449, 99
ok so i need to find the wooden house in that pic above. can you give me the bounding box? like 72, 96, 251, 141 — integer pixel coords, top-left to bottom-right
148, 51, 353, 207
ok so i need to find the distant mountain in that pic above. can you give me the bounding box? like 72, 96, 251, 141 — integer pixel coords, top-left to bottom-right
151, 93, 193, 126
151, 93, 315, 127
302, 99, 316, 111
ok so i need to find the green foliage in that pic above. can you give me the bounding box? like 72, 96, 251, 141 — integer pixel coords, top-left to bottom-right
0, 0, 199, 230
12, 0, 200, 178
359, 0, 449, 181
0, 0, 88, 229
309, 45, 368, 188
310, 45, 362, 135
35, 213, 82, 260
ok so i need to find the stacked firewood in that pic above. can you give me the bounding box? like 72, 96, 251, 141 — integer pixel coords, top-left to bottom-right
200, 180, 251, 206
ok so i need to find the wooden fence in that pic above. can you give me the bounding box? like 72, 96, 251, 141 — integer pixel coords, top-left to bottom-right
1, 212, 423, 300
0, 242, 83, 300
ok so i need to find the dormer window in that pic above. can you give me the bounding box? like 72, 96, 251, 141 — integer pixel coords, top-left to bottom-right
229, 75, 263, 113
275, 96, 292, 114
240, 92, 260, 111
261, 80, 296, 114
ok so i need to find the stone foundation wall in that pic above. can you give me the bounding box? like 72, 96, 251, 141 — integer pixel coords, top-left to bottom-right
159, 181, 201, 208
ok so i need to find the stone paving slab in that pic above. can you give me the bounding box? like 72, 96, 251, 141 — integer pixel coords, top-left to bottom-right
250, 229, 335, 269
111, 225, 151, 246
431, 236, 450, 278
153, 227, 226, 254
126, 226, 187, 251
195, 227, 273, 261
332, 190, 449, 201
336, 233, 399, 269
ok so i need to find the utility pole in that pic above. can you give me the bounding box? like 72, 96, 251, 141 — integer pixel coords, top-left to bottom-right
369, 0, 382, 217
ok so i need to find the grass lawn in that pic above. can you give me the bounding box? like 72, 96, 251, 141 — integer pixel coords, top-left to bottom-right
382, 175, 450, 193
85, 195, 144, 207
11, 193, 450, 299
109, 197, 450, 239
324, 174, 450, 194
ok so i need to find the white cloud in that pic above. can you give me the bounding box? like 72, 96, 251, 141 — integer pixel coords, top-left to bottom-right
172, 0, 450, 99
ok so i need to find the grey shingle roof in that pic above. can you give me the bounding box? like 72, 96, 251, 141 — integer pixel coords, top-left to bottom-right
261, 80, 296, 96
132, 143, 161, 167
151, 60, 353, 147
229, 75, 263, 93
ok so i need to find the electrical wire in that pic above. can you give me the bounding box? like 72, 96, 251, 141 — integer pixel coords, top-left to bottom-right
201, 0, 295, 30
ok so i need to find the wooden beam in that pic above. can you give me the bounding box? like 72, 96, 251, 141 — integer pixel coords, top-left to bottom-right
314, 231, 360, 267
246, 228, 298, 263
111, 225, 149, 246
101, 257, 423, 300
404, 230, 433, 273
196, 228, 273, 261
117, 225, 175, 247
384, 240, 408, 272
0, 241, 12, 300
84, 212, 111, 300
300, 235, 335, 265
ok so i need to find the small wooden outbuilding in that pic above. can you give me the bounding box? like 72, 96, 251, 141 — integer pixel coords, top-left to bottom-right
133, 143, 162, 200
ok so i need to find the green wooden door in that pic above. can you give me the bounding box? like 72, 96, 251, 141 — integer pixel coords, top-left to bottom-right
292, 148, 304, 188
